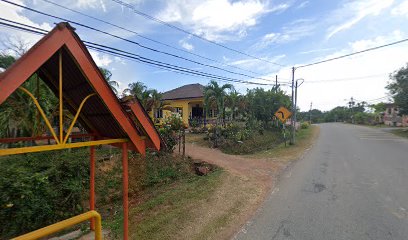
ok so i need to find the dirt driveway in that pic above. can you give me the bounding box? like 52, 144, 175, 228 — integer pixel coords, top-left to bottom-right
182, 127, 319, 239
186, 143, 286, 194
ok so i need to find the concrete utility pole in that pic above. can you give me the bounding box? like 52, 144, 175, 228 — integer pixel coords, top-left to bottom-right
291, 67, 295, 145
309, 102, 313, 124
275, 75, 278, 93
348, 97, 355, 123
294, 78, 304, 139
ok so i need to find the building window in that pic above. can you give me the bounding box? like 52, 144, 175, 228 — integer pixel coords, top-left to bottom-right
209, 109, 218, 118
175, 107, 183, 117
388, 108, 392, 115
154, 108, 163, 118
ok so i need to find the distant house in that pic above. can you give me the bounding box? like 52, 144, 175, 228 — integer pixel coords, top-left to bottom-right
383, 103, 408, 127
152, 83, 217, 127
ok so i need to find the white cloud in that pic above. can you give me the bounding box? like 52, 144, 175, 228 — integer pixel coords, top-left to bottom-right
90, 50, 113, 67
391, 0, 408, 16
299, 48, 335, 55
296, 1, 309, 9
179, 38, 194, 51
156, 0, 285, 42
255, 19, 316, 49
227, 54, 286, 72
0, 0, 52, 51
326, 0, 394, 39
274, 31, 408, 111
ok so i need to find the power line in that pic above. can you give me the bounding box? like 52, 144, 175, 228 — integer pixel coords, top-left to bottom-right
1, 0, 284, 83
297, 38, 408, 69
110, 0, 286, 67
0, 19, 290, 87
40, 0, 276, 77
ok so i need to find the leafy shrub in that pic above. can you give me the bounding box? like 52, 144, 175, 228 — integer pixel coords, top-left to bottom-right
0, 150, 90, 238
162, 113, 184, 131
220, 129, 283, 155
301, 122, 310, 129
158, 126, 178, 152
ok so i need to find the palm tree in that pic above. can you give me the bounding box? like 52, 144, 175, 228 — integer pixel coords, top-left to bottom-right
204, 80, 234, 124
225, 90, 243, 120
123, 82, 147, 100
99, 67, 120, 95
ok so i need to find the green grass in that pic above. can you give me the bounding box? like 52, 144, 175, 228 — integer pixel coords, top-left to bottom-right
390, 128, 408, 138
219, 129, 283, 155
251, 125, 318, 159
129, 169, 223, 240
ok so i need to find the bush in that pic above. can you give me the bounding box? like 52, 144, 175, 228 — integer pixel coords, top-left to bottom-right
220, 129, 283, 155
0, 150, 90, 238
301, 122, 310, 129
158, 126, 178, 152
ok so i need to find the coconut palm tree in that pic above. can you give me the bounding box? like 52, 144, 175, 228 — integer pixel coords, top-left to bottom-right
225, 90, 243, 120
123, 82, 147, 100
99, 67, 120, 95
204, 80, 234, 124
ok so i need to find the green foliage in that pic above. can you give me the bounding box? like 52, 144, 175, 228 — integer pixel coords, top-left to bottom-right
220, 129, 283, 155
0, 74, 58, 140
0, 53, 16, 69
245, 88, 291, 125
301, 122, 310, 129
370, 102, 386, 113
387, 63, 408, 115
204, 80, 234, 121
99, 67, 119, 95
143, 152, 193, 188
354, 112, 375, 125
0, 150, 89, 238
158, 113, 185, 152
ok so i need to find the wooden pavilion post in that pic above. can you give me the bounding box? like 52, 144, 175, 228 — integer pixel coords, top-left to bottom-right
122, 142, 129, 240
90, 145, 96, 230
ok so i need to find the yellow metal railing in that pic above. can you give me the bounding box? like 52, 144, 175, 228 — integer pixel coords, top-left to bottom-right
12, 210, 102, 240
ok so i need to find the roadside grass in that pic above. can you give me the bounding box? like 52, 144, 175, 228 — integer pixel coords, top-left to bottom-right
390, 128, 408, 138
219, 129, 283, 155
250, 125, 319, 161
95, 152, 233, 240
129, 169, 223, 239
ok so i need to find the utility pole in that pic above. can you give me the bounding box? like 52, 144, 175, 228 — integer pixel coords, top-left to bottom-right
309, 102, 312, 124
275, 75, 278, 93
348, 97, 355, 124
291, 67, 295, 145
294, 78, 304, 138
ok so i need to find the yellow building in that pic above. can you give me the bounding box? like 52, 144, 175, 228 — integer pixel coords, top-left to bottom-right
152, 83, 216, 126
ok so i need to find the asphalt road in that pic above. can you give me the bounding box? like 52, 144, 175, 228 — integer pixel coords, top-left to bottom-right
235, 123, 408, 240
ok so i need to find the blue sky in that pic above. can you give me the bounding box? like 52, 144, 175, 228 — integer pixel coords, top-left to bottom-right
1, 0, 408, 111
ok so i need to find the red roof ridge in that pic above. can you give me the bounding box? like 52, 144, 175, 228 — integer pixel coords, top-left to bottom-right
0, 22, 160, 154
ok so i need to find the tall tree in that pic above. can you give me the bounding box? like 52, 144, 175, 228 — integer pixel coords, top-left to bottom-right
387, 63, 408, 115
224, 90, 242, 120
204, 80, 234, 123
123, 82, 147, 100
99, 67, 119, 95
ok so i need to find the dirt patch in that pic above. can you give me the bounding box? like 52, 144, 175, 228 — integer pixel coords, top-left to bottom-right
182, 126, 320, 239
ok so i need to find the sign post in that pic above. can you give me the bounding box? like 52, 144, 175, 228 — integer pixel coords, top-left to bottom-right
274, 106, 292, 146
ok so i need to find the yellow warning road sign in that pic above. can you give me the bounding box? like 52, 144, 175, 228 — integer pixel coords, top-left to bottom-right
274, 106, 292, 123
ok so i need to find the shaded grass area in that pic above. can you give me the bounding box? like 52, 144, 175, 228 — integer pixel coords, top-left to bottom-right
390, 128, 408, 138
